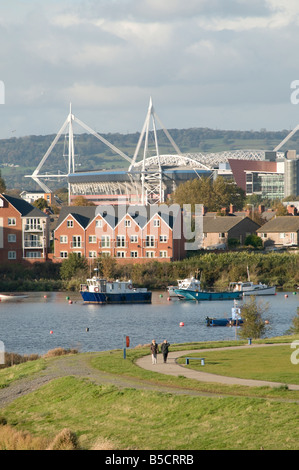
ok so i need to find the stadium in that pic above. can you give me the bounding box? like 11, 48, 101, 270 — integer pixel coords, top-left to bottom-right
27, 100, 296, 205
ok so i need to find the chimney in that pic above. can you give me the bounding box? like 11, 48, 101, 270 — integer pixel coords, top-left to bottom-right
221, 207, 229, 216
229, 204, 236, 214
202, 205, 207, 216
287, 205, 297, 216
258, 205, 265, 214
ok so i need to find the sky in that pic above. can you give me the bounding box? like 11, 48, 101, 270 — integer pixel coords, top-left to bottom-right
1, 0, 299, 140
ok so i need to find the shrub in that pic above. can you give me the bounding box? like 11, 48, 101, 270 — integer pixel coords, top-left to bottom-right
47, 429, 79, 450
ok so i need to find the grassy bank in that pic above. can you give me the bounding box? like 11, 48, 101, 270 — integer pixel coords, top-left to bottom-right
0, 338, 299, 450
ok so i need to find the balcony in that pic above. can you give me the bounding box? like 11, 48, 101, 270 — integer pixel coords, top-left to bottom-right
24, 225, 43, 232
24, 241, 43, 248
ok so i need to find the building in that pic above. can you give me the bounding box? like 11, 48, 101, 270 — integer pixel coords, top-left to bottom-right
54, 205, 185, 263
201, 216, 260, 249
228, 159, 285, 200
257, 216, 299, 247
0, 194, 49, 263
20, 190, 55, 206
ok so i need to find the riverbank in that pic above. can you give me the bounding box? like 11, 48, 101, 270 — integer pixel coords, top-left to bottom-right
1, 251, 299, 292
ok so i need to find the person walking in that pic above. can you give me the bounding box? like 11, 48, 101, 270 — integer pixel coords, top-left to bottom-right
161, 339, 170, 363
150, 339, 158, 364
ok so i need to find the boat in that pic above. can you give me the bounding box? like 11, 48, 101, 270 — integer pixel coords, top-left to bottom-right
167, 277, 201, 298
230, 281, 276, 296
0, 293, 28, 302
80, 277, 152, 304
174, 283, 242, 301
206, 303, 243, 326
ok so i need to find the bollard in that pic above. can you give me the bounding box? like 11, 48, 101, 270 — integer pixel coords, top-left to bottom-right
201, 358, 205, 366
248, 338, 252, 345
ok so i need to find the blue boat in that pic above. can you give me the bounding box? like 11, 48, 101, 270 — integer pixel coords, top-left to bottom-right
206, 303, 243, 326
80, 277, 152, 304
174, 288, 242, 301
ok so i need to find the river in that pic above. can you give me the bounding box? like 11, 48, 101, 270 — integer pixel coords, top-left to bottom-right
0, 291, 297, 355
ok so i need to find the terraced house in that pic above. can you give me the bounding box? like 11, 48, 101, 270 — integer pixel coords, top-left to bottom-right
0, 193, 49, 263
53, 205, 185, 263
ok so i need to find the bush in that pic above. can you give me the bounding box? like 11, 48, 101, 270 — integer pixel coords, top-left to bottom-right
47, 429, 79, 450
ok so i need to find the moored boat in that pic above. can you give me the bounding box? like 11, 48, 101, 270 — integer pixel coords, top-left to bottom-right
0, 293, 28, 302
167, 277, 201, 297
174, 288, 242, 301
230, 281, 276, 296
206, 303, 243, 326
80, 277, 152, 304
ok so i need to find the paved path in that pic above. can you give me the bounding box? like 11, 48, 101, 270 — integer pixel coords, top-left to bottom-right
136, 343, 299, 391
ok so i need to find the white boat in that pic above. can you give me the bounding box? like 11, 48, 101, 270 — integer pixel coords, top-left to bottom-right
0, 293, 28, 302
167, 277, 201, 297
80, 278, 152, 304
230, 281, 276, 296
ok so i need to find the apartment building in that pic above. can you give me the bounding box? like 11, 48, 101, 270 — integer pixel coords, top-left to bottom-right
0, 194, 49, 263
54, 205, 185, 262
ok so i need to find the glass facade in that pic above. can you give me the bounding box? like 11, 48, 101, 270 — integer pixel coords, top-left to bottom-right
245, 172, 284, 200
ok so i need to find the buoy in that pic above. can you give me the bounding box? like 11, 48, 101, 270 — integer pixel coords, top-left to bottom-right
167, 297, 171, 301
179, 322, 184, 327
68, 300, 73, 304
50, 330, 53, 335
293, 292, 297, 295
159, 294, 163, 298
265, 320, 270, 324
285, 294, 288, 298
44, 295, 47, 299
86, 328, 89, 332
66, 296, 70, 300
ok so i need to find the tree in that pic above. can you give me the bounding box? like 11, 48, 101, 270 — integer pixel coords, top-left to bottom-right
72, 196, 95, 206
244, 234, 263, 249
33, 197, 48, 211
0, 170, 6, 193
238, 296, 269, 339
170, 176, 245, 212
289, 307, 299, 334
60, 253, 88, 280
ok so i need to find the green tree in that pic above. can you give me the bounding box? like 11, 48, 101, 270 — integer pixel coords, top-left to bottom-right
0, 170, 6, 193
60, 253, 88, 280
238, 296, 269, 339
170, 176, 245, 212
33, 198, 48, 211
244, 234, 263, 248
289, 307, 299, 334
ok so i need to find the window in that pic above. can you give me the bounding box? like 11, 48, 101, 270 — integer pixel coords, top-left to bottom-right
67, 220, 73, 228
25, 218, 41, 230
159, 251, 168, 258
280, 233, 285, 239
101, 236, 110, 248
95, 220, 102, 228
116, 251, 126, 258
146, 251, 155, 258
117, 235, 126, 247
26, 252, 41, 259
8, 234, 16, 243
72, 236, 82, 248
8, 218, 16, 226
8, 251, 16, 259
130, 235, 138, 243
153, 219, 160, 227
60, 235, 68, 244
145, 235, 155, 247
60, 252, 68, 258
261, 233, 267, 238
159, 235, 167, 243
89, 235, 97, 244
125, 220, 131, 227
89, 251, 97, 258
130, 251, 138, 258
219, 233, 225, 238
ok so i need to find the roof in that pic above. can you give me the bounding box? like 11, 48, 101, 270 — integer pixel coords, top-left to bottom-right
257, 216, 299, 233
54, 204, 180, 231
2, 194, 48, 218
203, 216, 259, 232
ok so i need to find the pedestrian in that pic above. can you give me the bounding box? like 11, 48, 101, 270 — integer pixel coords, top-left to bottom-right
150, 339, 158, 364
161, 339, 170, 363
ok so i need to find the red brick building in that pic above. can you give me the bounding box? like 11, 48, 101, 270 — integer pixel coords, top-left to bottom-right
0, 194, 49, 263
54, 205, 185, 262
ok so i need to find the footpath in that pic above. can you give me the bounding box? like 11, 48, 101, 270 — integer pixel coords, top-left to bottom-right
136, 343, 299, 391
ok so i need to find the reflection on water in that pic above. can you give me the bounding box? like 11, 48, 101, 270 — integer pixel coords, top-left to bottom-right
0, 291, 297, 355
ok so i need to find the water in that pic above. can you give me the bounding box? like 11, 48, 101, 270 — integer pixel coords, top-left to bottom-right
0, 291, 297, 355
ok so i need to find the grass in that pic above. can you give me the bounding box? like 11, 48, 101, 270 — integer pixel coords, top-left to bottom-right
178, 345, 299, 384
0, 337, 299, 450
